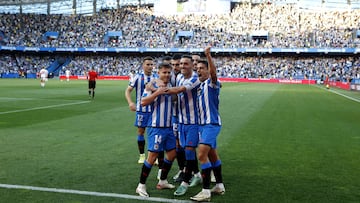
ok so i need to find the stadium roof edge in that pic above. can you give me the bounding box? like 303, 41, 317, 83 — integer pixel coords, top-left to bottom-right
0, 0, 64, 6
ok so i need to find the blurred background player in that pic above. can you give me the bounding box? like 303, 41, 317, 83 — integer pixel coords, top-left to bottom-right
65, 69, 71, 82
128, 69, 136, 81
125, 56, 158, 164
39, 67, 48, 88
190, 45, 225, 202
87, 67, 98, 99
135, 62, 176, 197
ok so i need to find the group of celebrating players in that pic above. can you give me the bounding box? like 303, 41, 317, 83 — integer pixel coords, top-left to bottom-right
125, 45, 225, 202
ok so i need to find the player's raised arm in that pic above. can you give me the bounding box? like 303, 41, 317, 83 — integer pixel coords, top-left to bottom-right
204, 45, 217, 84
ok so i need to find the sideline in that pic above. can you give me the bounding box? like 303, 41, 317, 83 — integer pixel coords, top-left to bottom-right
0, 183, 193, 203
0, 101, 91, 115
315, 85, 360, 103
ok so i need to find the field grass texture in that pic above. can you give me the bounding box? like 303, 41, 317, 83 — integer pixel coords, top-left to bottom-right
0, 79, 359, 203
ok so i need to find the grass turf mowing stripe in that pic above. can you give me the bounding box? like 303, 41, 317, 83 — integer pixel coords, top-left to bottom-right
0, 100, 91, 115
0, 184, 193, 203
0, 97, 35, 101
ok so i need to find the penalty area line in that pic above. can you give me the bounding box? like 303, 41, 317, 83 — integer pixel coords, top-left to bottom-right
0, 183, 193, 203
0, 101, 91, 115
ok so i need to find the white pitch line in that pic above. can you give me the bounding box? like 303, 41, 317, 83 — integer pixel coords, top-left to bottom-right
0, 184, 193, 203
314, 85, 360, 103
0, 101, 91, 115
328, 89, 360, 103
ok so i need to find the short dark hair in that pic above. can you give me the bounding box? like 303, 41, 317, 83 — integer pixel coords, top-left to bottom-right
181, 54, 192, 60
172, 54, 182, 60
143, 56, 154, 62
197, 59, 208, 68
158, 62, 172, 70
162, 56, 172, 62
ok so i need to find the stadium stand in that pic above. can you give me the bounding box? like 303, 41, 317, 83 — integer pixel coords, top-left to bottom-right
0, 1, 359, 86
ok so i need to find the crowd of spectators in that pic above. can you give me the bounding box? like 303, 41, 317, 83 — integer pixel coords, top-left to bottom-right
0, 54, 53, 77
1, 53, 358, 83
0, 3, 359, 82
1, 3, 360, 48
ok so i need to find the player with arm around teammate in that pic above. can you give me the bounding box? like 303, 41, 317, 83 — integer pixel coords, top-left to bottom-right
165, 55, 202, 196
135, 62, 177, 197
190, 45, 225, 202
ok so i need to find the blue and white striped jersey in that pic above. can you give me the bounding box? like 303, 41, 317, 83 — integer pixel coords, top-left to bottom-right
198, 79, 222, 125
128, 72, 158, 113
170, 71, 178, 117
170, 71, 177, 87
142, 83, 173, 128
176, 72, 201, 125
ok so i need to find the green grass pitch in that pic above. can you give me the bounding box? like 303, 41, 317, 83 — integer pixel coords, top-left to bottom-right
0, 79, 360, 203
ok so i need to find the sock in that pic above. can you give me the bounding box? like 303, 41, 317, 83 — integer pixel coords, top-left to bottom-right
184, 159, 200, 183
193, 157, 199, 174
185, 149, 196, 160
160, 159, 172, 180
158, 151, 164, 169
176, 147, 186, 170
212, 160, 223, 183
201, 162, 212, 189
138, 135, 145, 154
88, 90, 91, 96
184, 149, 197, 183
140, 161, 152, 184
92, 91, 95, 98
183, 160, 192, 184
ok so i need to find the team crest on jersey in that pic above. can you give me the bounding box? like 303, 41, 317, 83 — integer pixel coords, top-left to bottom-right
154, 144, 159, 150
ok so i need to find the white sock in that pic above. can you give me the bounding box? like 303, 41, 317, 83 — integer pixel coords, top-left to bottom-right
180, 182, 189, 187
158, 179, 168, 185
202, 188, 211, 195
217, 183, 225, 189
